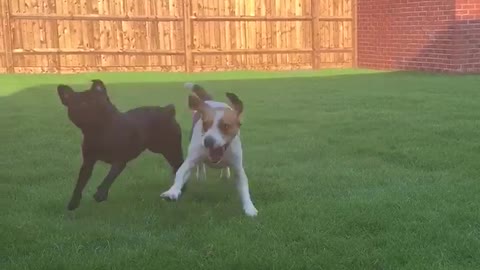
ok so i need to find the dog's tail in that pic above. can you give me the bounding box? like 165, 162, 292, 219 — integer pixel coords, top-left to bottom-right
184, 82, 212, 101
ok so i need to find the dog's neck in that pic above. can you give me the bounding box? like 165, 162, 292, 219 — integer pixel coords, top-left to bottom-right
79, 103, 120, 136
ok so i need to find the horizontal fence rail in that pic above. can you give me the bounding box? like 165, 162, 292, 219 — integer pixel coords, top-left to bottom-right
0, 0, 356, 73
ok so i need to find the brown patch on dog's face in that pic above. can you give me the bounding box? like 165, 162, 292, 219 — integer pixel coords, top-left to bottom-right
201, 109, 215, 133
218, 108, 241, 143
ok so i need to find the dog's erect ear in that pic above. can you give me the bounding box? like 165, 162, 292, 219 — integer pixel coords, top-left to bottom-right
226, 92, 243, 116
90, 79, 107, 93
188, 94, 206, 112
185, 83, 213, 101
57, 84, 74, 106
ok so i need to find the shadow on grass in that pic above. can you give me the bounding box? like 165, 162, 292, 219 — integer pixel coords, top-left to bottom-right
1, 70, 479, 227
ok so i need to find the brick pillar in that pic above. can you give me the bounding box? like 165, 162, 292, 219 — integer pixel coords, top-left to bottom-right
454, 0, 480, 73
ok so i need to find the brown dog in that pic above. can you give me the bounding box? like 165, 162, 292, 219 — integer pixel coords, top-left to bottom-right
57, 79, 184, 210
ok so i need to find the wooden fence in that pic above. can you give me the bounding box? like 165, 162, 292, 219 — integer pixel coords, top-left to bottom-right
0, 0, 356, 73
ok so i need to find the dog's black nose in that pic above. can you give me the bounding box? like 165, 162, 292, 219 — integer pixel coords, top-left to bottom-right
204, 136, 215, 148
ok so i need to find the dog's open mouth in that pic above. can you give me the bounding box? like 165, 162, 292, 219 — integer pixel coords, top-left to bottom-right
207, 145, 227, 163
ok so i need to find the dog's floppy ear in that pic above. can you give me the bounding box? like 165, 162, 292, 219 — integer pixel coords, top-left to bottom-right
226, 92, 243, 116
57, 84, 74, 106
90, 79, 107, 93
188, 94, 206, 113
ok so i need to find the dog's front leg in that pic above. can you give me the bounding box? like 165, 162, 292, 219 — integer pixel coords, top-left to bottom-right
68, 159, 96, 210
232, 163, 258, 217
93, 163, 126, 203
160, 159, 196, 201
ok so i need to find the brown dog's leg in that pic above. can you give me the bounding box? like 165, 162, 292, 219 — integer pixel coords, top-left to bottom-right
162, 139, 186, 190
67, 159, 96, 210
163, 142, 184, 174
93, 163, 126, 203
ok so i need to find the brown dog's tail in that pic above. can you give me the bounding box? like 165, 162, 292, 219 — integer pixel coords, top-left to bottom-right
184, 82, 212, 101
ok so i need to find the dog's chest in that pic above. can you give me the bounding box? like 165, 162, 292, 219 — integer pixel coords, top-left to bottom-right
82, 128, 145, 163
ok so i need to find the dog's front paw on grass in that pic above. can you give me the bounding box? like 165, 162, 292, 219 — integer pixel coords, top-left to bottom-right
93, 189, 109, 202
244, 205, 258, 217
160, 189, 181, 201
67, 197, 81, 211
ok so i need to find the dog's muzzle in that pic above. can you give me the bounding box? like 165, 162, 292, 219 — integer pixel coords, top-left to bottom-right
203, 136, 215, 148
203, 136, 229, 164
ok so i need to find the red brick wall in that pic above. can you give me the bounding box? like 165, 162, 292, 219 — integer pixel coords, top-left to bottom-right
455, 0, 480, 72
357, 0, 480, 73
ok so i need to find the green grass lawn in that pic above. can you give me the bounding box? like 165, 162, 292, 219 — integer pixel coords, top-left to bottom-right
1, 69, 480, 270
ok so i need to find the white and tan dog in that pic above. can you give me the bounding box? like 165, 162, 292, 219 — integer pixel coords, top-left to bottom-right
160, 83, 258, 217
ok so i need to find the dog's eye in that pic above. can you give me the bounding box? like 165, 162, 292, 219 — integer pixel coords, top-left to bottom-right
221, 123, 230, 130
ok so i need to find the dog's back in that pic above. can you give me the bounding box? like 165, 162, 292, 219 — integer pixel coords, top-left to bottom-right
124, 104, 181, 149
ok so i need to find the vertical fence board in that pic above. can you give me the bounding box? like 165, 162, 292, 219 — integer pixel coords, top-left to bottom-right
311, 0, 318, 68
183, 0, 192, 71
0, 0, 6, 73
1, 0, 14, 73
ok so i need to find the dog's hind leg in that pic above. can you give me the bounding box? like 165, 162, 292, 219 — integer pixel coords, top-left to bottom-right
158, 136, 189, 192
93, 163, 126, 203
220, 167, 231, 180
201, 163, 207, 180
148, 119, 186, 189
163, 147, 184, 179
195, 163, 207, 181
67, 158, 96, 210
195, 165, 200, 179
162, 143, 184, 174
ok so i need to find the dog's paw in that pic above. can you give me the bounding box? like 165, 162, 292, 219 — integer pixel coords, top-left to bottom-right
93, 189, 108, 203
160, 189, 182, 201
243, 205, 258, 217
67, 198, 81, 211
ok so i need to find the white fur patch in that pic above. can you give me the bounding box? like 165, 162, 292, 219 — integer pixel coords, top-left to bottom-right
184, 82, 195, 91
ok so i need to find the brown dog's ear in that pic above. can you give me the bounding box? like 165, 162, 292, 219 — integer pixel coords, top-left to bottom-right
57, 84, 74, 106
225, 92, 243, 116
188, 94, 206, 112
90, 79, 107, 93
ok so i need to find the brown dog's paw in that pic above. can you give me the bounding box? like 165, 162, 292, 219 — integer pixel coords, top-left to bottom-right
93, 189, 108, 202
67, 197, 81, 211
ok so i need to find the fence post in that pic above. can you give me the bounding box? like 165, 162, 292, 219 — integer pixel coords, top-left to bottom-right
183, 0, 193, 72
352, 0, 358, 67
311, 0, 319, 69
2, 0, 14, 73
